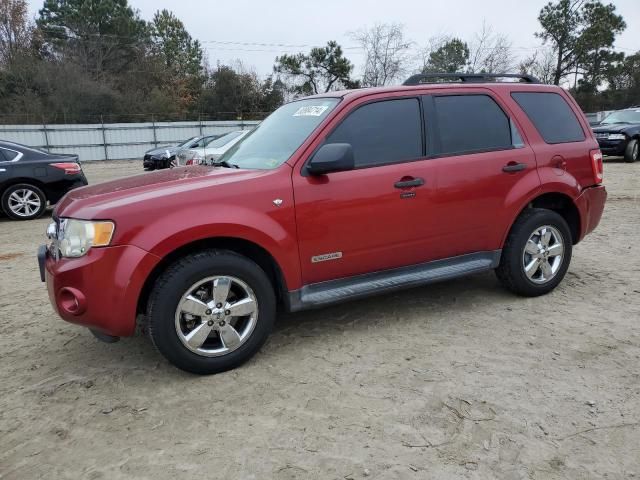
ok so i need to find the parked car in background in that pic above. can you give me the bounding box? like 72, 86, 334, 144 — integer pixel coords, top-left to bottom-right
0, 141, 87, 220
39, 73, 607, 374
592, 107, 640, 162
178, 130, 250, 166
143, 135, 221, 170
585, 111, 613, 127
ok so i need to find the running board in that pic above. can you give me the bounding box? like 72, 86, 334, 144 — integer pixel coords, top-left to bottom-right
287, 250, 501, 312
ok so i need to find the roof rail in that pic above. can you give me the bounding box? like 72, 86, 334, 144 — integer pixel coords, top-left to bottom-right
402, 73, 540, 85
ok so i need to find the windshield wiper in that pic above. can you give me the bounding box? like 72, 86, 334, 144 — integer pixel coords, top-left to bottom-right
215, 160, 239, 169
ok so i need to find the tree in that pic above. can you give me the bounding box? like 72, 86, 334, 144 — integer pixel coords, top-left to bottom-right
149, 9, 204, 110
0, 0, 33, 65
575, 1, 626, 90
37, 0, 148, 77
351, 23, 411, 87
468, 22, 514, 73
199, 62, 285, 119
150, 10, 202, 77
519, 48, 557, 84
422, 38, 469, 73
536, 0, 625, 85
274, 41, 359, 96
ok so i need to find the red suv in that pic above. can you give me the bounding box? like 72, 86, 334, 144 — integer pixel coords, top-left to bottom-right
38, 73, 607, 374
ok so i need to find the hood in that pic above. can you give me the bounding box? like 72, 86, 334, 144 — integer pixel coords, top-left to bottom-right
54, 166, 272, 219
592, 123, 638, 134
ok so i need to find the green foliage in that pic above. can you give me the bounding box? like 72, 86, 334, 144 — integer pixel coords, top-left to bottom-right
150, 9, 202, 77
274, 41, 359, 95
199, 65, 285, 119
536, 0, 625, 85
423, 38, 469, 73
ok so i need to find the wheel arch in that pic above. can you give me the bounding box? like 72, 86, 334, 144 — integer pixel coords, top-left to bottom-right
507, 192, 581, 246
137, 236, 289, 317
0, 178, 48, 199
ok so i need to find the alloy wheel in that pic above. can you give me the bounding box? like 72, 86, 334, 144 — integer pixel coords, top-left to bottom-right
522, 225, 564, 284
7, 188, 42, 217
174, 276, 258, 357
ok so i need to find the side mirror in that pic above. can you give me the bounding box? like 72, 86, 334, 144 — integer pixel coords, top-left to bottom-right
307, 143, 354, 175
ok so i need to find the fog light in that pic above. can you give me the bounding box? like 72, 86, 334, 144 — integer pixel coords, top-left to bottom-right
59, 287, 87, 315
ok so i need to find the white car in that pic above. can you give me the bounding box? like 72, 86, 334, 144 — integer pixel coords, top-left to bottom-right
178, 130, 250, 166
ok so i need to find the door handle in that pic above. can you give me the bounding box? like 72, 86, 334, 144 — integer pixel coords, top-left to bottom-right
394, 177, 425, 189
502, 162, 527, 173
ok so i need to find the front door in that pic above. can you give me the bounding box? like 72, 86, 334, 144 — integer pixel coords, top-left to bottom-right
293, 97, 439, 285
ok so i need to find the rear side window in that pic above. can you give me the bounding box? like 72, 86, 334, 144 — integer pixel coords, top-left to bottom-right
0, 148, 19, 161
432, 95, 513, 155
512, 92, 585, 144
325, 98, 422, 168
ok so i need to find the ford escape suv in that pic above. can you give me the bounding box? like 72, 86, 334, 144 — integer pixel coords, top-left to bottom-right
38, 73, 607, 374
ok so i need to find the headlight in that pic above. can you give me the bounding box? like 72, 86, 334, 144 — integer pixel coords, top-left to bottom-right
56, 219, 115, 258
607, 133, 626, 140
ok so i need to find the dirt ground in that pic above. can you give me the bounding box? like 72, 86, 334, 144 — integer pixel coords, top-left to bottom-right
1, 159, 639, 480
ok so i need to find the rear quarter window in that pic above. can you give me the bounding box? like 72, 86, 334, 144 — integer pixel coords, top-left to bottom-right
511, 92, 585, 144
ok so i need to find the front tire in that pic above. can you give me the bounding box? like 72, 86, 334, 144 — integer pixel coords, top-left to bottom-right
147, 250, 276, 374
624, 138, 639, 163
496, 209, 572, 297
1, 183, 47, 220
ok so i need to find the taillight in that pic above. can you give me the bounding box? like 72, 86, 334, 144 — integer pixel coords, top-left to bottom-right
51, 162, 82, 175
185, 159, 194, 166
589, 149, 603, 184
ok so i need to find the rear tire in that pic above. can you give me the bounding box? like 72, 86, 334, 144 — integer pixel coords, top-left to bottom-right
147, 249, 276, 374
624, 139, 639, 163
496, 208, 572, 297
1, 183, 47, 220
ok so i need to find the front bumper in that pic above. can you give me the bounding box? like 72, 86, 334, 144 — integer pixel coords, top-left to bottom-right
575, 185, 607, 242
596, 139, 627, 156
39, 244, 160, 337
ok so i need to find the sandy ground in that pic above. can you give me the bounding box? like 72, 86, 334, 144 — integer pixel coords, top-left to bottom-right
1, 159, 639, 480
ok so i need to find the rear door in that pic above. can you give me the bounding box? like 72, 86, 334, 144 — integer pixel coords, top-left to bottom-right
293, 96, 440, 285
423, 89, 540, 259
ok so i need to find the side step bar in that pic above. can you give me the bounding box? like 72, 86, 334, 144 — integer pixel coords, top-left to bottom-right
288, 250, 501, 312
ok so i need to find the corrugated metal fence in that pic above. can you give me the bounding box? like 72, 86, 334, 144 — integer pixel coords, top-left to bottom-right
0, 120, 260, 161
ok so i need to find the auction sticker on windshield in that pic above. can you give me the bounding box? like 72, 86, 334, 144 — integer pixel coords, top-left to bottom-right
293, 105, 329, 117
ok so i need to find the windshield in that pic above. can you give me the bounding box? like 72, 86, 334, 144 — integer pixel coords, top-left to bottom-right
178, 137, 198, 147
206, 131, 245, 149
218, 98, 340, 169
601, 109, 640, 125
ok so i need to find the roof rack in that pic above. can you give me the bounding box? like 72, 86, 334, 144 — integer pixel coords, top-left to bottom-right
403, 73, 540, 85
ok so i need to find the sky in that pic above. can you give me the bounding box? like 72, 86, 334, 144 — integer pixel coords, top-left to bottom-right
26, 0, 640, 78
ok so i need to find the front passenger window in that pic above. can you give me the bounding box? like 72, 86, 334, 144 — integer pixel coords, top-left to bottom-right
325, 98, 423, 168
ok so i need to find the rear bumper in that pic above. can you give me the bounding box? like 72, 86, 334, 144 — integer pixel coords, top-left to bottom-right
575, 185, 607, 242
41, 244, 160, 337
45, 174, 88, 205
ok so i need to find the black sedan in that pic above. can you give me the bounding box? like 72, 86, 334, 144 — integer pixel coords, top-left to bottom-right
143, 135, 221, 170
0, 141, 87, 220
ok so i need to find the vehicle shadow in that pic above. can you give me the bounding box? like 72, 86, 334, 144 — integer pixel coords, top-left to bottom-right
51, 271, 509, 379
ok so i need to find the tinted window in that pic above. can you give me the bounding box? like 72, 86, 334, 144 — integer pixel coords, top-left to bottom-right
325, 98, 422, 167
512, 92, 585, 144
0, 148, 19, 161
433, 95, 512, 155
